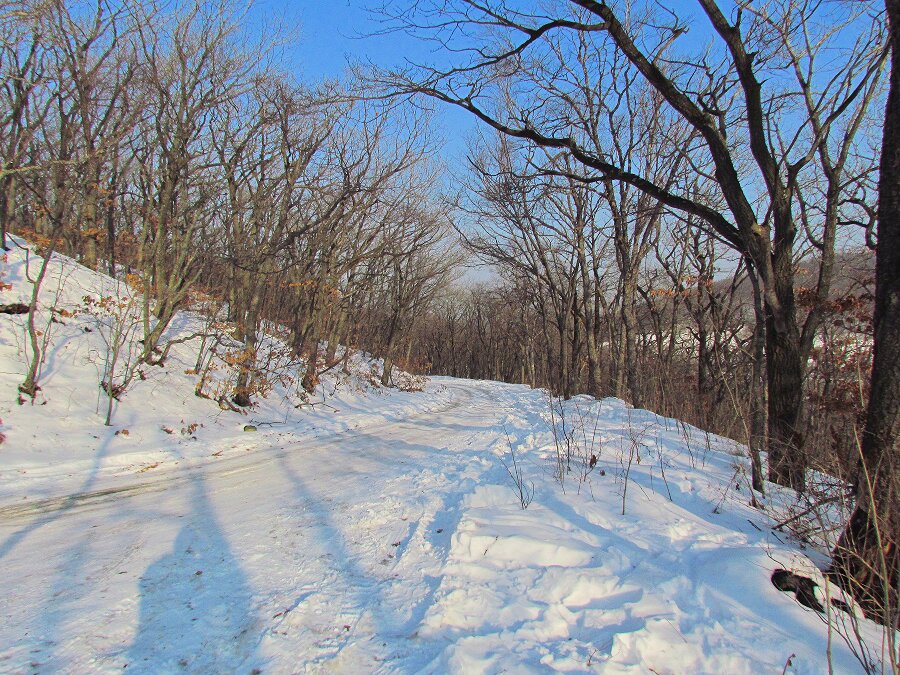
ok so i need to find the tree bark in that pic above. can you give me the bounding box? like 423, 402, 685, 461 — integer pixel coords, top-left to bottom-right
0, 175, 13, 251
381, 354, 394, 387
232, 300, 259, 408
764, 309, 807, 491
301, 338, 320, 393
621, 276, 643, 409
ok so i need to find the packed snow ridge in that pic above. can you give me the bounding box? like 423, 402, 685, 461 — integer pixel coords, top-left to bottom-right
0, 245, 890, 672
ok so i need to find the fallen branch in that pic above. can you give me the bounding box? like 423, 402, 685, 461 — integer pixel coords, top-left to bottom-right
773, 494, 846, 531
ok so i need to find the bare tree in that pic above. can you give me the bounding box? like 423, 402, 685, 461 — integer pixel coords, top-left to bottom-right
129, 0, 266, 363
46, 0, 136, 270
0, 1, 54, 251
211, 81, 335, 405
830, 0, 900, 626
374, 0, 886, 490
375, 202, 459, 386
461, 138, 588, 398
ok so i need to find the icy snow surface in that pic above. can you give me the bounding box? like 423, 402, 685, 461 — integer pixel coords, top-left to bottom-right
0, 245, 887, 673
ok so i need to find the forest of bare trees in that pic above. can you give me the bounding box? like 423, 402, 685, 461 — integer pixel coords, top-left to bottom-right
1, 0, 457, 405
370, 0, 897, 627
2, 0, 898, 633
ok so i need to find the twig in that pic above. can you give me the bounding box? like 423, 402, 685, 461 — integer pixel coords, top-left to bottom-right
773, 494, 845, 531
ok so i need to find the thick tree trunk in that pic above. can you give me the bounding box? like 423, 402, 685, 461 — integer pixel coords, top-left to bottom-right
141, 297, 180, 364
381, 354, 394, 387
301, 338, 320, 393
618, 266, 643, 409
232, 304, 259, 408
614, 324, 626, 399
622, 301, 642, 409
381, 311, 401, 387
764, 310, 807, 491
325, 310, 346, 366
571, 306, 582, 393
81, 175, 100, 270
0, 175, 13, 251
830, 2, 900, 622
105, 163, 119, 277
585, 327, 603, 399
578, 241, 603, 399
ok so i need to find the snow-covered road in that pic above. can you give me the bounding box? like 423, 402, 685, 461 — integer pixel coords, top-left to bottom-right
0, 381, 507, 672
0, 379, 879, 674
0, 383, 475, 524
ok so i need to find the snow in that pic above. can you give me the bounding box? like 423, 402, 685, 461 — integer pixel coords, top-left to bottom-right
0, 243, 893, 673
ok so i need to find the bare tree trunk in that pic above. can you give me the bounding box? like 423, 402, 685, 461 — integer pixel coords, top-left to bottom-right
20, 239, 58, 398
830, 0, 900, 621
80, 160, 100, 270
748, 268, 767, 494
232, 303, 259, 408
696, 324, 713, 427
621, 276, 643, 409
105, 159, 119, 277
0, 175, 14, 251
301, 338, 320, 393
325, 310, 346, 365
584, 324, 602, 398
558, 312, 572, 399
381, 354, 394, 387
613, 322, 626, 399
765, 310, 806, 491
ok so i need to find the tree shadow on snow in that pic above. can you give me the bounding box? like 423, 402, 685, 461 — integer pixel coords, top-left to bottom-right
268, 426, 474, 666
125, 474, 260, 672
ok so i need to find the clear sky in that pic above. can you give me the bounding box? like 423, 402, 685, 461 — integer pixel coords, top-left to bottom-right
249, 0, 715, 170
269, 1, 422, 80
246, 0, 476, 167
274, 0, 709, 81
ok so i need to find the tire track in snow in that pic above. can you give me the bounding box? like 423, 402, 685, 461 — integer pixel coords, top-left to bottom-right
0, 384, 474, 523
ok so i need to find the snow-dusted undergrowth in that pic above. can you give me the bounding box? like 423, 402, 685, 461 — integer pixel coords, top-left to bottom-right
0, 243, 893, 673
0, 242, 436, 503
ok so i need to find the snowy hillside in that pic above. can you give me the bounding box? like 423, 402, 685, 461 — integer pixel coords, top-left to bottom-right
0, 245, 891, 673
0, 242, 439, 504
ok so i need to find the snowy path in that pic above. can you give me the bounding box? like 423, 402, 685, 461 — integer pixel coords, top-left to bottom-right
0, 379, 876, 674
0, 381, 508, 672
0, 385, 474, 524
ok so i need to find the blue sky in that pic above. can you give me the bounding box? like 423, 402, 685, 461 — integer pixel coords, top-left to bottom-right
247, 1, 480, 166
247, 0, 713, 167
296, 2, 431, 80
275, 0, 710, 81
